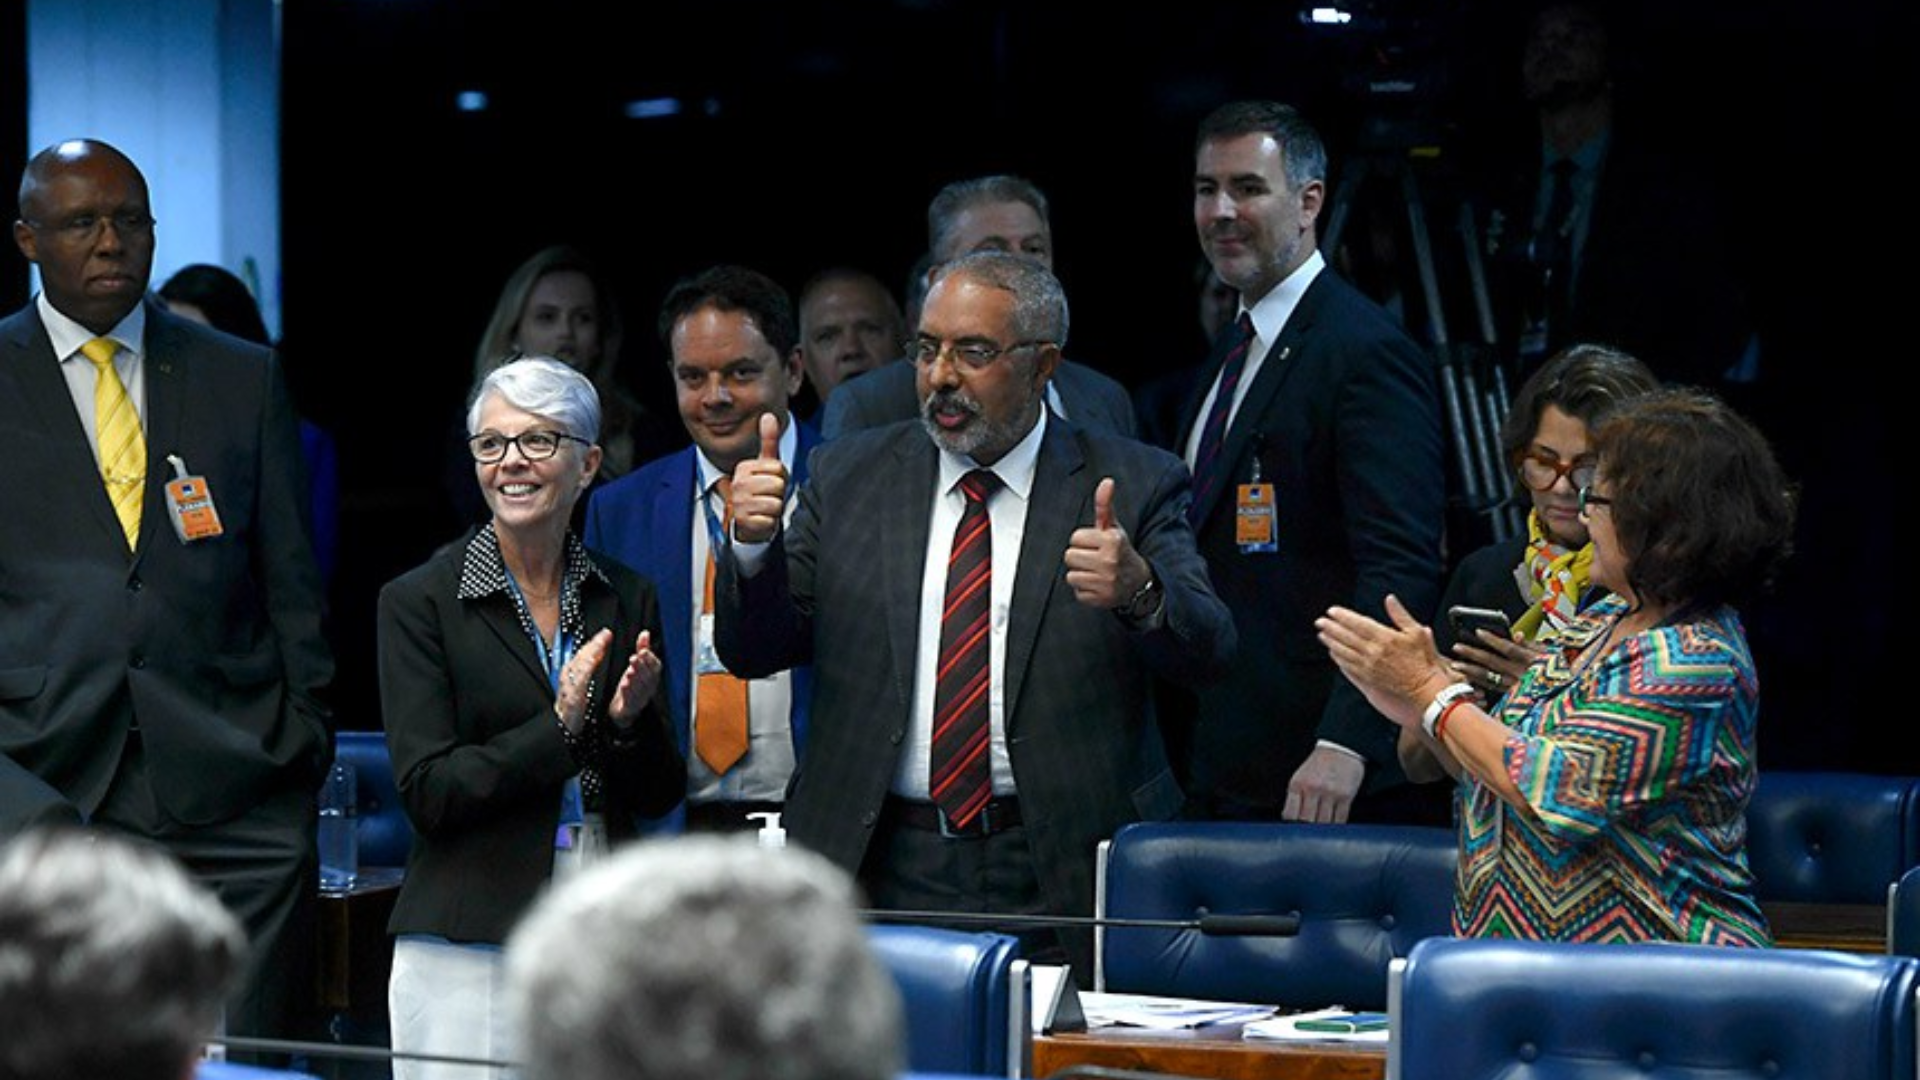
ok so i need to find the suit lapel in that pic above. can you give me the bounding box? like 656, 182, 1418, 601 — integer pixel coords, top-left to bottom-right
1003, 420, 1083, 727
1187, 278, 1325, 527
137, 304, 188, 563
2, 309, 136, 550
656, 451, 697, 744
883, 433, 936, 711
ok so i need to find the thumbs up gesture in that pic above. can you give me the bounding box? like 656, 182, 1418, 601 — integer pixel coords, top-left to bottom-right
1064, 477, 1153, 610
730, 412, 789, 544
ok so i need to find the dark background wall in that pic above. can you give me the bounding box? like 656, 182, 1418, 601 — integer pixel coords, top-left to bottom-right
14, 0, 1910, 772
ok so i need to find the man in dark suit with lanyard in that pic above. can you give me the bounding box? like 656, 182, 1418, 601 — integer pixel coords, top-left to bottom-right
717, 251, 1233, 977
1171, 101, 1447, 825
585, 265, 816, 834
0, 139, 332, 1042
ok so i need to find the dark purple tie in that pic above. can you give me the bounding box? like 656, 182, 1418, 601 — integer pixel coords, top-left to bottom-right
1189, 312, 1255, 523
930, 469, 998, 829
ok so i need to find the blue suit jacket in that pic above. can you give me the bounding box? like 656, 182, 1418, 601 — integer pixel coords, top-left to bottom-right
583, 422, 819, 830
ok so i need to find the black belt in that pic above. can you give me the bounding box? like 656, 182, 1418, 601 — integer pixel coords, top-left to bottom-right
884, 796, 1023, 839
684, 800, 785, 835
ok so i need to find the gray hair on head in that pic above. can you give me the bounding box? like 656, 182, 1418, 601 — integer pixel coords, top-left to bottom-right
505, 835, 905, 1080
0, 826, 244, 1080
468, 354, 602, 442
926, 249, 1070, 349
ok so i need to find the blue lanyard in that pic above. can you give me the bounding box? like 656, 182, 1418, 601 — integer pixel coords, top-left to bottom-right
507, 572, 582, 828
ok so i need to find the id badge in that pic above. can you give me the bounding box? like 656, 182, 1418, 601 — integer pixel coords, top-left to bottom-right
1236, 482, 1277, 554
164, 454, 223, 542
697, 613, 729, 675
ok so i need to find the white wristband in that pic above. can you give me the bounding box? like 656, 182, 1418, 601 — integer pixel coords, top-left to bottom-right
1422, 682, 1477, 739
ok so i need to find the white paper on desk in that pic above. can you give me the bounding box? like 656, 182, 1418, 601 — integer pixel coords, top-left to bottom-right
1242, 1007, 1391, 1043
1078, 991, 1277, 1030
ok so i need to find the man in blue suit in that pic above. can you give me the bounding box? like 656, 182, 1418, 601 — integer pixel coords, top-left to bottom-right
585, 265, 813, 834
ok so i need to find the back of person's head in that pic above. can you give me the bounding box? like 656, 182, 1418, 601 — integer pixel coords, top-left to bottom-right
1500, 342, 1659, 466
927, 174, 1052, 259
1194, 100, 1328, 189
655, 263, 798, 357
156, 263, 271, 346
0, 826, 243, 1080
505, 835, 905, 1080
474, 244, 625, 385
468, 354, 603, 443
1591, 388, 1797, 615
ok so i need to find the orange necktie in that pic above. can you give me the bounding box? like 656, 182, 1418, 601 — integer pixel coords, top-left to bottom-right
696, 477, 749, 774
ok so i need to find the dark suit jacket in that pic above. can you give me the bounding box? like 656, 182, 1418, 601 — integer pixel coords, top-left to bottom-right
582, 424, 821, 827
1432, 535, 1530, 657
1481, 128, 1750, 388
716, 417, 1234, 921
0, 301, 332, 830
1171, 268, 1447, 811
377, 530, 684, 943
819, 356, 1139, 441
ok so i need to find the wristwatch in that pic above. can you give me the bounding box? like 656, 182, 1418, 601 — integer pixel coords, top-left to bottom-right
1421, 682, 1477, 738
1115, 575, 1163, 621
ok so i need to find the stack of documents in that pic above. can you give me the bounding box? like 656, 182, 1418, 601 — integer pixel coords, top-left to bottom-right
1078, 991, 1277, 1030
1243, 1006, 1391, 1043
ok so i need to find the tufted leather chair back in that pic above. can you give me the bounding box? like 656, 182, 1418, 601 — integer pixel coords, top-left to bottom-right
1095, 821, 1457, 1009
1389, 936, 1920, 1080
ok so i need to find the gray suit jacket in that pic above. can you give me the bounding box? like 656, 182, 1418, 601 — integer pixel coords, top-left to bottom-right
716, 417, 1233, 923
0, 301, 333, 829
820, 357, 1139, 441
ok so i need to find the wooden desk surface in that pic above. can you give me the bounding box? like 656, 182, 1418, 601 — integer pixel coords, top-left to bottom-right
1762, 901, 1886, 954
1035, 1023, 1384, 1080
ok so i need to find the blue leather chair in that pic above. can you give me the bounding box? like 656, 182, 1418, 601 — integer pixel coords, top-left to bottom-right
331, 729, 412, 868
1388, 936, 1920, 1080
1887, 863, 1920, 956
1744, 770, 1920, 907
866, 924, 1028, 1078
1094, 821, 1456, 1009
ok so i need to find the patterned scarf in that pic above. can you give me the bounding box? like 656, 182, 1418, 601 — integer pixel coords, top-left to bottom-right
1513, 508, 1593, 642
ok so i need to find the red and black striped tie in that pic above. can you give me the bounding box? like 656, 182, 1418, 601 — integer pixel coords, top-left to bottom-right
1189, 312, 1255, 523
930, 469, 999, 829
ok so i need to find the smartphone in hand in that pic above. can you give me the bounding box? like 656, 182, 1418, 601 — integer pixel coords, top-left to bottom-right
1448, 605, 1514, 644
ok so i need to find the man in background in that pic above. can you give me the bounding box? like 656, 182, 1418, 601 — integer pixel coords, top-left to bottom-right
790, 265, 906, 417
585, 264, 814, 834
821, 174, 1137, 440
1173, 101, 1446, 824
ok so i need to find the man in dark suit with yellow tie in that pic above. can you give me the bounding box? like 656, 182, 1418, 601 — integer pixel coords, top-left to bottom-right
0, 139, 332, 1043
717, 251, 1233, 977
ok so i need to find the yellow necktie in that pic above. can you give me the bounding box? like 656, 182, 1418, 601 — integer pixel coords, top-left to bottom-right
696, 477, 749, 775
82, 337, 145, 551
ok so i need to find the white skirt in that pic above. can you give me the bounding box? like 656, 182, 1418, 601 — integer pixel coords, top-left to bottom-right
389, 936, 514, 1080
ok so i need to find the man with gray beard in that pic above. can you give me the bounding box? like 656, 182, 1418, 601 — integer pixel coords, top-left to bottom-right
715, 250, 1233, 981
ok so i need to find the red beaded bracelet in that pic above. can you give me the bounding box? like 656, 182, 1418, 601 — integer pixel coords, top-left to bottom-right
1433, 696, 1475, 742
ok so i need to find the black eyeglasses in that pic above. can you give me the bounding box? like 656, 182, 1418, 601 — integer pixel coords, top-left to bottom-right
1517, 452, 1598, 493
468, 429, 588, 463
25, 211, 156, 242
909, 337, 1052, 371
1577, 486, 1613, 517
